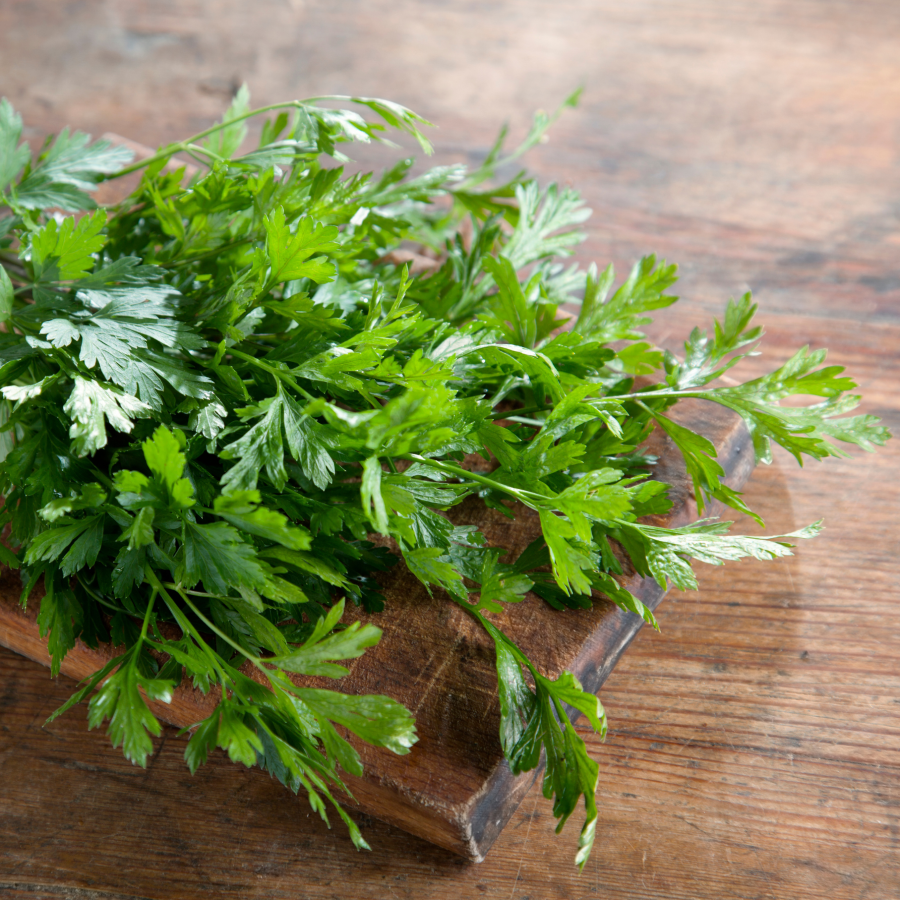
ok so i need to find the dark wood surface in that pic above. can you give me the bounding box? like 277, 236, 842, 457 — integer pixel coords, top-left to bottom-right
1, 1, 899, 897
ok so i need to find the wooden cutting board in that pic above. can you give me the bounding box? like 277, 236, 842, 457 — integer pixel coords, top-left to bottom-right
0, 399, 754, 861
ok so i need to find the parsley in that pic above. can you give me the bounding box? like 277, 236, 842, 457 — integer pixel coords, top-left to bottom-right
0, 88, 889, 868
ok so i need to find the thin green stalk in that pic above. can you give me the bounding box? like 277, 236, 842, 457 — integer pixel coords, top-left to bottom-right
163, 582, 249, 604
144, 568, 232, 685
170, 583, 300, 701
76, 574, 128, 615
490, 404, 554, 420
451, 596, 537, 676
621, 387, 706, 402
176, 588, 262, 666
228, 348, 314, 401
400, 453, 547, 508
158, 238, 253, 269
104, 95, 371, 181
138, 587, 157, 642
88, 465, 115, 492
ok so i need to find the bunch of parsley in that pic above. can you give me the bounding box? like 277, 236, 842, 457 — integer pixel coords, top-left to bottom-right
0, 88, 889, 867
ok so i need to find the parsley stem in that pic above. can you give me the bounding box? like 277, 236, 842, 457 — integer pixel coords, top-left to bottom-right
400, 453, 546, 508
489, 404, 553, 420
158, 238, 252, 269
144, 568, 232, 685
104, 95, 384, 181
139, 587, 157, 643
167, 583, 296, 699
619, 387, 704, 402
451, 597, 538, 676
75, 574, 128, 615
228, 348, 314, 400
176, 589, 263, 666
88, 464, 115, 492
163, 583, 246, 604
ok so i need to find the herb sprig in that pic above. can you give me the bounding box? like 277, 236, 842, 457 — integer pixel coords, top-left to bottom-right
0, 88, 888, 867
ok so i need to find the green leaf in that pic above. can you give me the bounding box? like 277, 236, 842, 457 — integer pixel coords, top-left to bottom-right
45, 654, 125, 725
666, 292, 762, 390
121, 507, 155, 550
184, 711, 220, 774
213, 490, 310, 550
143, 425, 195, 509
63, 377, 150, 457
539, 511, 596, 596
182, 521, 266, 594
281, 392, 337, 490
220, 394, 287, 492
37, 285, 212, 410
188, 398, 227, 440
481, 256, 537, 348
477, 549, 532, 613
12, 128, 132, 211
87, 658, 173, 767
403, 546, 468, 600
591, 570, 657, 629
614, 519, 823, 592
265, 206, 340, 285
0, 98, 30, 192
574, 255, 678, 342
259, 546, 349, 588
40, 483, 107, 523
271, 597, 382, 677
691, 350, 891, 464
360, 457, 389, 534
479, 617, 603, 870
203, 83, 251, 160
643, 409, 732, 519
25, 516, 101, 566
59, 514, 104, 576
36, 580, 83, 676
315, 716, 364, 777
0, 265, 13, 326
350, 96, 434, 154
501, 182, 590, 270
295, 688, 417, 755
31, 210, 107, 282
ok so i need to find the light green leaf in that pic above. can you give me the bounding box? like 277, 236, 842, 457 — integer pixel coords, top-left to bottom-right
31, 210, 107, 282
213, 490, 310, 550
88, 662, 173, 767
0, 265, 12, 326
361, 457, 389, 534
0, 98, 30, 192
295, 688, 417, 754
63, 377, 150, 456
143, 425, 195, 509
203, 83, 251, 160
183, 520, 266, 594
265, 206, 340, 285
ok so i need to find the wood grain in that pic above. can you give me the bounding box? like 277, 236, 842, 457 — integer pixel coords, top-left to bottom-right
1, 0, 899, 897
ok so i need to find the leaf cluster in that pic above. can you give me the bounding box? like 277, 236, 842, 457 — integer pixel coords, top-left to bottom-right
0, 88, 888, 866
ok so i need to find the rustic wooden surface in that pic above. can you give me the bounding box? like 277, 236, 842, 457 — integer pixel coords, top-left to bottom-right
1, 1, 899, 897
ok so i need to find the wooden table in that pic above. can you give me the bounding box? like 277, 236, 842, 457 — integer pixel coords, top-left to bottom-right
1, 1, 899, 897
